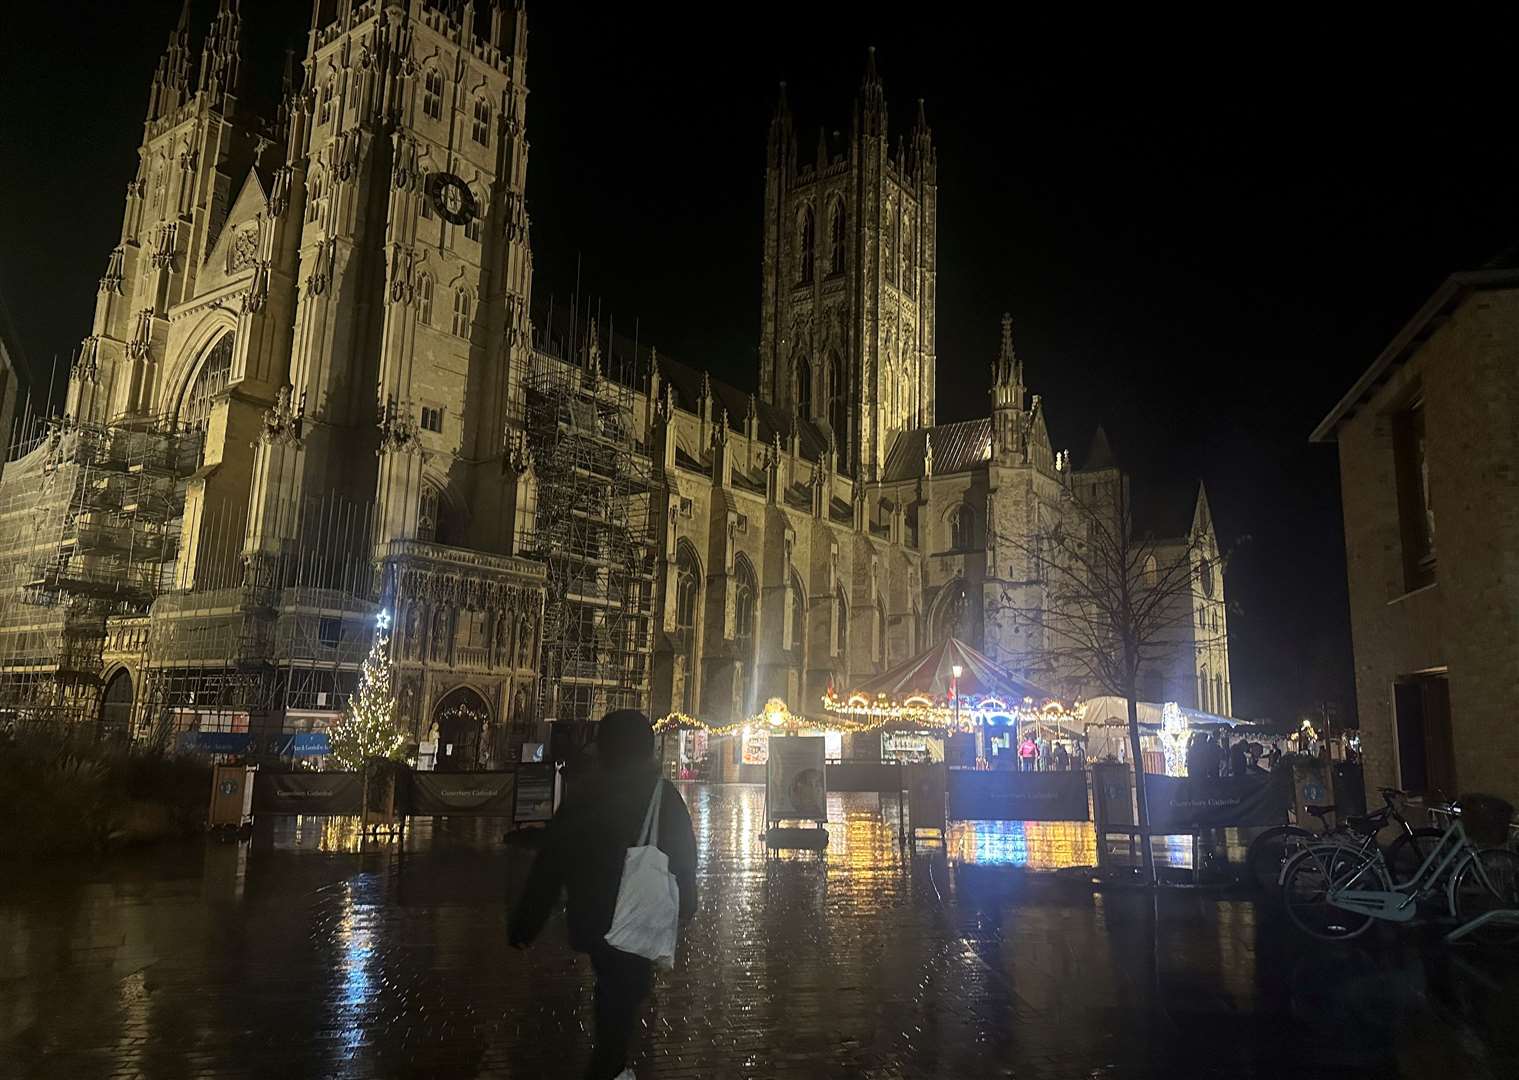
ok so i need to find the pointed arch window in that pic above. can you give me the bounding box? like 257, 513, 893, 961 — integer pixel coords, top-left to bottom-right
788, 571, 806, 654
798, 206, 816, 285
319, 77, 336, 125
900, 367, 914, 430
418, 482, 449, 544
883, 361, 896, 429
422, 69, 444, 122
735, 557, 758, 716
471, 98, 492, 145
829, 200, 846, 276
795, 353, 812, 418
902, 216, 916, 298
949, 505, 976, 551
464, 210, 483, 243
827, 352, 848, 464
178, 333, 234, 435
833, 587, 848, 660
885, 199, 898, 284
452, 289, 472, 337
675, 543, 701, 713
416, 275, 434, 325
875, 601, 887, 663
307, 174, 323, 223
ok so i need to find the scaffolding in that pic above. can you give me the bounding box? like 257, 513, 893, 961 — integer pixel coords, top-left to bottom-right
524, 343, 656, 726
0, 417, 199, 733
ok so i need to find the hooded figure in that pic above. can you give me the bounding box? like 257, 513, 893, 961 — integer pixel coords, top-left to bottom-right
510, 710, 698, 1080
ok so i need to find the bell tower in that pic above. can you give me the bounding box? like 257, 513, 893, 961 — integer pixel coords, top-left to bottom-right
757, 49, 937, 480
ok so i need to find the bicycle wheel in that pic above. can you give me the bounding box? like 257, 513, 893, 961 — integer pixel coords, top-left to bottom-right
1246, 825, 1314, 892
1386, 827, 1444, 885
1281, 844, 1385, 941
1452, 848, 1519, 946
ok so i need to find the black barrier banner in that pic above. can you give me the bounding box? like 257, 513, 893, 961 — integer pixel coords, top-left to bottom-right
404, 771, 517, 816
251, 771, 363, 815
827, 762, 905, 793
1144, 772, 1290, 833
948, 769, 1090, 822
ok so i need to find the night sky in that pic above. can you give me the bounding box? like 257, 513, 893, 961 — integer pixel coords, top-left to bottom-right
2, 3, 1515, 724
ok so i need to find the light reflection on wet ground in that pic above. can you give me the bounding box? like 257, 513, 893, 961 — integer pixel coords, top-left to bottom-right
2, 781, 1516, 1079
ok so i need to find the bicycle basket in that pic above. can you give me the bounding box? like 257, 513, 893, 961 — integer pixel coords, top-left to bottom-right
1457, 793, 1515, 847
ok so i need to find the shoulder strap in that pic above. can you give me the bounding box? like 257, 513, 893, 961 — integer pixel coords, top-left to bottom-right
637, 779, 663, 846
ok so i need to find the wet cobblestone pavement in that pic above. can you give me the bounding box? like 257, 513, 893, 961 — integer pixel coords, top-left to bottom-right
3, 783, 1517, 1079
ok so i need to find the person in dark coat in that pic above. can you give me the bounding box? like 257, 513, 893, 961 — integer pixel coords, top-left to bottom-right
1229, 736, 1249, 778
509, 710, 698, 1080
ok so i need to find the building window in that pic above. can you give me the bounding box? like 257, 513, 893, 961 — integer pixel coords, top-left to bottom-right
178, 333, 235, 434
798, 207, 816, 285
318, 617, 341, 648
420, 191, 434, 220
795, 354, 812, 417
319, 78, 335, 125
1214, 673, 1225, 716
452, 289, 472, 337
422, 69, 443, 122
1199, 666, 1209, 712
1143, 554, 1158, 588
416, 275, 433, 324
885, 200, 897, 284
1393, 397, 1435, 589
833, 588, 848, 659
902, 216, 915, 298
464, 214, 482, 243
420, 406, 443, 433
735, 558, 757, 716
471, 98, 491, 145
949, 505, 976, 551
789, 572, 805, 653
307, 175, 323, 223
827, 353, 848, 462
418, 484, 442, 542
675, 544, 701, 713
829, 200, 845, 276
875, 603, 886, 663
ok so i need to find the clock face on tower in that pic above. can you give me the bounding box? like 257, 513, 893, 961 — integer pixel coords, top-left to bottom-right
426, 172, 477, 226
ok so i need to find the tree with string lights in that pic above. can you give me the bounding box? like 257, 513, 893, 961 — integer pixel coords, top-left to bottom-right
326, 614, 406, 771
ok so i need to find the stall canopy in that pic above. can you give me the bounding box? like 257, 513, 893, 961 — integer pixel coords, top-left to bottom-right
1080, 696, 1246, 730
846, 637, 1054, 708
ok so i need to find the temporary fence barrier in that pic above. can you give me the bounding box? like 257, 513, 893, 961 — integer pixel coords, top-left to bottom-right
947, 768, 1090, 822
1144, 772, 1291, 833
251, 764, 559, 824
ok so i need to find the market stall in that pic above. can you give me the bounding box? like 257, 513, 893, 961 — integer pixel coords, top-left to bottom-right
1080, 696, 1254, 776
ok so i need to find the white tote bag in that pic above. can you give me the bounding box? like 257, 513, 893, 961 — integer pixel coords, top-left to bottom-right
603, 779, 681, 970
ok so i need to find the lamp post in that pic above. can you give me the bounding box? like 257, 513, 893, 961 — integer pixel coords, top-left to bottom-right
952, 663, 973, 764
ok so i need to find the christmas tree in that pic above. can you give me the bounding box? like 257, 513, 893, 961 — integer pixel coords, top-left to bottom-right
327, 627, 406, 770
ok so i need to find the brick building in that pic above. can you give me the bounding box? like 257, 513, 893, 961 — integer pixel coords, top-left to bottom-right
1313, 261, 1519, 804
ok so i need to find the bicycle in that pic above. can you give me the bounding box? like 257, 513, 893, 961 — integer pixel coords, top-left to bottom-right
1280, 794, 1519, 944
1244, 786, 1441, 892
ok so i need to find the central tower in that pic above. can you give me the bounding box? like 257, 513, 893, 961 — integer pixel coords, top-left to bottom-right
757, 49, 937, 480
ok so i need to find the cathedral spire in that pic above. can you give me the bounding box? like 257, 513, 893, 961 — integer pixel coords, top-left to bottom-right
767, 81, 796, 174
146, 0, 195, 124
198, 0, 243, 102
992, 313, 1025, 411
910, 97, 935, 183
857, 46, 887, 138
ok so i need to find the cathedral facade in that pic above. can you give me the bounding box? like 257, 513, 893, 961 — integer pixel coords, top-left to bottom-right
0, 1, 1230, 761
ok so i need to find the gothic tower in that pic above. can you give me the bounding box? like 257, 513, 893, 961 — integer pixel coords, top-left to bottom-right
242, 0, 534, 574
757, 49, 938, 480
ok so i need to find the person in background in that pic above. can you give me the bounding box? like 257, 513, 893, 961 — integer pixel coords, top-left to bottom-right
1216, 734, 1231, 776
1073, 742, 1087, 772
509, 710, 698, 1080
1053, 742, 1071, 772
1018, 734, 1037, 772
1229, 736, 1249, 778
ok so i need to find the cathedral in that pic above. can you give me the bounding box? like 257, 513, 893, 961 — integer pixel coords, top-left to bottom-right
0, 1, 1230, 764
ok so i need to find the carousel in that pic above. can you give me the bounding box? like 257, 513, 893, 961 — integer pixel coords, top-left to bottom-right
655, 638, 1082, 776
821, 637, 1080, 768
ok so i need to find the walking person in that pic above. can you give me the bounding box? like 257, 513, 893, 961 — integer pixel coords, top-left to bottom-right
1018, 733, 1037, 772
510, 710, 698, 1080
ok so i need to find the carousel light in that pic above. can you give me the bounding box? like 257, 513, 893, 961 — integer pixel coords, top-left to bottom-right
951, 664, 964, 679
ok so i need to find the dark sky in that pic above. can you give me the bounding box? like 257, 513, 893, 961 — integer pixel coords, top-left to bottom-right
3, 3, 1516, 723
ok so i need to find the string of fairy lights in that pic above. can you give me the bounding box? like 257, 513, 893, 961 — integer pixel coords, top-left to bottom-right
653, 693, 1082, 738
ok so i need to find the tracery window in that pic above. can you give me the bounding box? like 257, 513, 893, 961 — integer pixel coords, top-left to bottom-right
798, 207, 816, 285
452, 289, 472, 337
178, 333, 234, 434
471, 98, 491, 145
829, 200, 845, 276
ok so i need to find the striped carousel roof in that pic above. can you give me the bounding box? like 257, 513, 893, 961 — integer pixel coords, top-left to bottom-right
848, 637, 1054, 706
